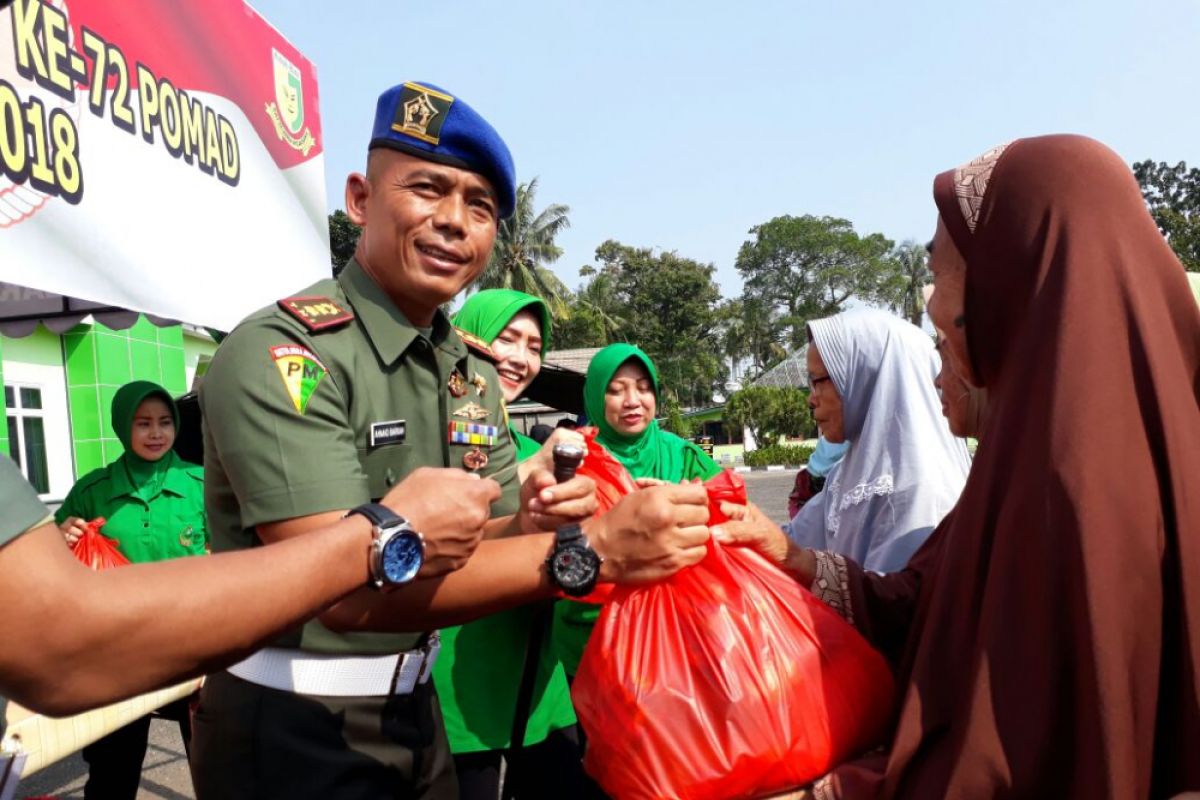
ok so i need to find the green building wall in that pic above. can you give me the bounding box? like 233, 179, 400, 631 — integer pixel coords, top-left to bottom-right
0, 336, 7, 458
63, 318, 188, 476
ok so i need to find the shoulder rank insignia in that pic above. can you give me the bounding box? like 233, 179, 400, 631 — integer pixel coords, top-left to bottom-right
454, 327, 496, 360
278, 296, 354, 332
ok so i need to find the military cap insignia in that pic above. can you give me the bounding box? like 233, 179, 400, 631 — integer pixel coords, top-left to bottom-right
452, 402, 490, 421
394, 83, 454, 145
270, 344, 328, 414
278, 296, 354, 332
454, 327, 497, 360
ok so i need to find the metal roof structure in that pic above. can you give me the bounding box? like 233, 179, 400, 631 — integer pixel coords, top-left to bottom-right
752, 345, 810, 389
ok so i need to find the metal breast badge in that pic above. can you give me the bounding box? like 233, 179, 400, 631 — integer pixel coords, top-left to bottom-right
462, 447, 489, 471
448, 369, 468, 398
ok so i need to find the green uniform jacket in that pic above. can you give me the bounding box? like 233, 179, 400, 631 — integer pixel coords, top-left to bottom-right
54, 451, 207, 563
434, 425, 576, 753
1, 455, 53, 736
200, 259, 520, 655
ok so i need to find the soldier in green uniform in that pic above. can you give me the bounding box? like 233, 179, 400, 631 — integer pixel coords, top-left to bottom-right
0, 456, 476, 716
189, 80, 713, 799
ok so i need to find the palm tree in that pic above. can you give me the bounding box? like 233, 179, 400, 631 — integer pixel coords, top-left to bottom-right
891, 240, 932, 327
474, 178, 571, 315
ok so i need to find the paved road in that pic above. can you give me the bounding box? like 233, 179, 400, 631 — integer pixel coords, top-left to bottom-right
18, 469, 799, 799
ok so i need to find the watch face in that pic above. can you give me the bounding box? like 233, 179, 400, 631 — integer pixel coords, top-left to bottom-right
551, 544, 600, 591
381, 530, 423, 584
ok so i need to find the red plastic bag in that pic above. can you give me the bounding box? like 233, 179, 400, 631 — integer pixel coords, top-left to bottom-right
71, 517, 131, 570
703, 467, 746, 525
573, 541, 896, 799
567, 431, 746, 604
575, 427, 638, 516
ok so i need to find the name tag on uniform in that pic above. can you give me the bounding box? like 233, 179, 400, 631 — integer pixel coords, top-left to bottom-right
370, 419, 407, 448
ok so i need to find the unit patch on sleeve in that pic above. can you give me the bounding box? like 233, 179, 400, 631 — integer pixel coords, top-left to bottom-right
278, 296, 354, 332
269, 344, 328, 414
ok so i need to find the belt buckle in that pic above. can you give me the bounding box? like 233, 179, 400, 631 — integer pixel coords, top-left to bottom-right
418, 631, 441, 685
389, 632, 441, 696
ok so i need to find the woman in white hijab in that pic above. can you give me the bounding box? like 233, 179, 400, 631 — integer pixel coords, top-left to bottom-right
787, 308, 970, 572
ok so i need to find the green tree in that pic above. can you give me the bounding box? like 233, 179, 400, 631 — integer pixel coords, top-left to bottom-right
475, 178, 572, 313
735, 215, 899, 348
563, 241, 723, 407
554, 265, 627, 349
660, 392, 694, 438
720, 296, 786, 381
328, 210, 361, 277
890, 240, 931, 327
723, 386, 812, 447
1132, 159, 1200, 271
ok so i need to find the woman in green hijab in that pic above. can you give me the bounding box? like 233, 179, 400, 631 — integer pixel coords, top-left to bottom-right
439, 289, 586, 799
584, 343, 721, 483
55, 380, 205, 800
555, 343, 723, 682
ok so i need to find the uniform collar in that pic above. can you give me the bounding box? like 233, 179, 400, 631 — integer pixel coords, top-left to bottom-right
338, 258, 466, 365
108, 451, 188, 501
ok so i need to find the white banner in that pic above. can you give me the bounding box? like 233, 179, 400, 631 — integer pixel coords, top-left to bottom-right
0, 0, 329, 331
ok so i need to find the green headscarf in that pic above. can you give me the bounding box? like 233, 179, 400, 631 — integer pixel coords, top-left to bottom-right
452, 289, 552, 462
583, 343, 719, 482
111, 380, 180, 501
452, 289, 552, 352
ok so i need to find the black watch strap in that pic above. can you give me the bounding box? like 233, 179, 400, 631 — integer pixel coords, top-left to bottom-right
555, 522, 584, 546
347, 502, 403, 528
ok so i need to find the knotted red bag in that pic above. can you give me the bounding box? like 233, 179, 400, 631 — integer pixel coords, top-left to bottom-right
71, 517, 131, 570
572, 447, 896, 799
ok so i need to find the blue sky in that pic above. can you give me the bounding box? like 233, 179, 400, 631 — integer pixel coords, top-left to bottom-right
249, 0, 1199, 298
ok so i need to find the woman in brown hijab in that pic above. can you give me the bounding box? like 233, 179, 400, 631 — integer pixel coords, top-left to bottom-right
722, 134, 1200, 798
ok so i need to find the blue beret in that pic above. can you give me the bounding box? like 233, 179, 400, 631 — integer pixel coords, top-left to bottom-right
369, 81, 516, 219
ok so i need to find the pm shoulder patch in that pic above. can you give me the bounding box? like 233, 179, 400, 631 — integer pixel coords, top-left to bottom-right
454, 327, 496, 360
269, 344, 328, 414
278, 296, 354, 332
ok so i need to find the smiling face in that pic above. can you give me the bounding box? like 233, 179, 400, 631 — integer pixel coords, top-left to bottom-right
603, 360, 657, 437
807, 343, 845, 443
490, 309, 543, 403
346, 150, 499, 325
129, 396, 175, 462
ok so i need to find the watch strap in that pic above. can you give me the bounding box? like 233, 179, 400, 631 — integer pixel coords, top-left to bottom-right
555, 521, 584, 546
348, 502, 405, 529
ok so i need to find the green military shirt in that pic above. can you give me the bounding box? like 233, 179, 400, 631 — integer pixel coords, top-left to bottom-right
53, 452, 207, 563
201, 258, 521, 655
1, 455, 54, 736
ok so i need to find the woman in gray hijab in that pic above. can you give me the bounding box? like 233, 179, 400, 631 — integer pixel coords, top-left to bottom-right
787, 308, 970, 572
